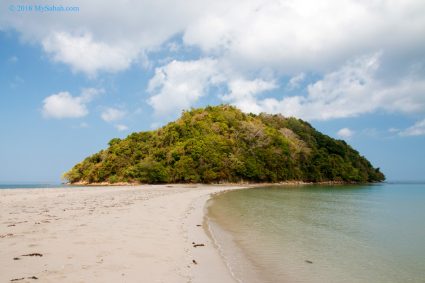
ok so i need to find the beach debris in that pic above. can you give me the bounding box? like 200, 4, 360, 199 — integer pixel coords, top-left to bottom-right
196, 224, 202, 227
305, 260, 313, 264
11, 276, 38, 281
192, 259, 198, 265
13, 257, 20, 260
22, 253, 43, 257
7, 221, 28, 227
0, 233, 14, 238
193, 243, 205, 248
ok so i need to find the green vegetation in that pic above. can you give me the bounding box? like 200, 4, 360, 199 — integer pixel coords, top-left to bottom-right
64, 105, 385, 184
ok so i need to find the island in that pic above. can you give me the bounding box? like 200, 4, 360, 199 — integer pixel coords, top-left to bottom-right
64, 105, 385, 184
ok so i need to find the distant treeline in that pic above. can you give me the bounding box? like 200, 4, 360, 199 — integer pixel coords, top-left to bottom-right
64, 105, 385, 184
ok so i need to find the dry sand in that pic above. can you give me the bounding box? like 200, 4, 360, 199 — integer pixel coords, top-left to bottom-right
0, 184, 249, 283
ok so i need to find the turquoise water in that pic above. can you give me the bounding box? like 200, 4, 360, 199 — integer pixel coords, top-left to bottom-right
207, 183, 425, 283
0, 184, 66, 189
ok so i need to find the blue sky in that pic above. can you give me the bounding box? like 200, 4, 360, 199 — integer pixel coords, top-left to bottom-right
1, 0, 425, 183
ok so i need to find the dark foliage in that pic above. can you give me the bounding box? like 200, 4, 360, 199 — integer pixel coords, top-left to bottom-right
64, 105, 385, 184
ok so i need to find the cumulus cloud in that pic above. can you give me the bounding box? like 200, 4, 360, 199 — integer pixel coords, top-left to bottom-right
146, 52, 425, 121
221, 78, 277, 113
42, 92, 88, 119
183, 0, 425, 74
42, 32, 137, 76
100, 107, 128, 131
1, 0, 202, 75
101, 107, 126, 122
147, 58, 278, 116
399, 119, 425, 136
147, 58, 224, 116
1, 0, 424, 77
337, 128, 354, 139
241, 53, 425, 120
3, 0, 425, 122
42, 88, 102, 119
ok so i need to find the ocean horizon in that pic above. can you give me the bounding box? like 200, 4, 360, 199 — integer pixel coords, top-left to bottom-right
1, 180, 425, 189
0, 183, 67, 189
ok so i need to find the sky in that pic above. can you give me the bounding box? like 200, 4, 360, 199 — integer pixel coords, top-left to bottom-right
1, 0, 425, 183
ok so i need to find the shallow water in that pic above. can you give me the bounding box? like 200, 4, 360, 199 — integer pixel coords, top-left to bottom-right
206, 183, 425, 283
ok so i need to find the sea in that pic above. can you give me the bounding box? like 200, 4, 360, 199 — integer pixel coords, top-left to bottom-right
0, 183, 67, 189
206, 183, 425, 283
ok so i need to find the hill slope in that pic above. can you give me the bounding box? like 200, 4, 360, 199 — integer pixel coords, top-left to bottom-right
64, 105, 385, 184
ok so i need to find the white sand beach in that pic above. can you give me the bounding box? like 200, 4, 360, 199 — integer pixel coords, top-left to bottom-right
0, 184, 248, 283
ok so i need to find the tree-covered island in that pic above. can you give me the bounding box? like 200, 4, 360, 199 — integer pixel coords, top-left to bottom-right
64, 105, 385, 184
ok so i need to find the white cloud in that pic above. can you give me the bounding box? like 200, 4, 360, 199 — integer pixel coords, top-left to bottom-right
146, 52, 425, 121
2, 0, 425, 123
115, 124, 129, 131
1, 0, 423, 78
42, 92, 88, 119
1, 0, 203, 75
337, 128, 354, 139
147, 58, 224, 116
42, 32, 137, 76
183, 0, 425, 74
101, 107, 126, 122
242, 53, 425, 120
100, 107, 128, 131
223, 79, 277, 102
221, 78, 277, 114
147, 58, 277, 116
399, 119, 425, 136
42, 88, 102, 119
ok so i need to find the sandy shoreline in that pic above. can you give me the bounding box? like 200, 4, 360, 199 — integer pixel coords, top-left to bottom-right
0, 184, 250, 282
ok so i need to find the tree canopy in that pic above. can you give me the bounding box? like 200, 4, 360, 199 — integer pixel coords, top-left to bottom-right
64, 105, 385, 184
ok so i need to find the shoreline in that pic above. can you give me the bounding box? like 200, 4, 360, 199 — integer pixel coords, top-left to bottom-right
67, 180, 375, 187
0, 184, 252, 282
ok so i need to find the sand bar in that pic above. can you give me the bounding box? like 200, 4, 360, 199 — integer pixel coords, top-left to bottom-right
0, 184, 248, 283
